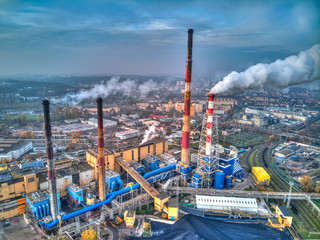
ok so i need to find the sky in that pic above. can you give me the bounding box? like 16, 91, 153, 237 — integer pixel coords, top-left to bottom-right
0, 0, 319, 77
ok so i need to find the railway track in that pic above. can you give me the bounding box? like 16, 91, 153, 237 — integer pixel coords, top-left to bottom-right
262, 144, 320, 238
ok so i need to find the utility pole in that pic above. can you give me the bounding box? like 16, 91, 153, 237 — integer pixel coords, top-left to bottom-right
287, 181, 293, 208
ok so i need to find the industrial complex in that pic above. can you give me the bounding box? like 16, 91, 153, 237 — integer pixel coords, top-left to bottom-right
0, 29, 319, 240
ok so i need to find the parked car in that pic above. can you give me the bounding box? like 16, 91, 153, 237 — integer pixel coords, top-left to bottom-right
4, 222, 11, 227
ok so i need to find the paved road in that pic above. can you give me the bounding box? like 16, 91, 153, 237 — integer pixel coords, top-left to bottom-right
0, 224, 8, 240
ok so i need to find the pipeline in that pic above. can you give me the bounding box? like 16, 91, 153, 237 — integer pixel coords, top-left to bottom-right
41, 163, 177, 229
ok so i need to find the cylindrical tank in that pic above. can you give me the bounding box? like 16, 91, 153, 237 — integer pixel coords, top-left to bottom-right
225, 175, 232, 189
214, 170, 225, 189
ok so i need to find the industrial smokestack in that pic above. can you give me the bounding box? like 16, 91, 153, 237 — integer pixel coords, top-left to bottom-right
205, 94, 215, 156
96, 97, 106, 201
181, 29, 194, 166
42, 100, 59, 220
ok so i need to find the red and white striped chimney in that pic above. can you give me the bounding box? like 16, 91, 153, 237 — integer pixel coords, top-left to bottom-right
205, 94, 215, 156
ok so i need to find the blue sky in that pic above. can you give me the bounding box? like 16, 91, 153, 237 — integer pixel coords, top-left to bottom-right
0, 0, 319, 77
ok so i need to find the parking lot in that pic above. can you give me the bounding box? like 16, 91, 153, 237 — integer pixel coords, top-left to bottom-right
2, 216, 38, 240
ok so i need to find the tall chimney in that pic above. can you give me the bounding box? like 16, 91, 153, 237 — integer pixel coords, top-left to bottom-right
181, 28, 194, 166
42, 100, 59, 220
96, 97, 106, 201
206, 94, 215, 156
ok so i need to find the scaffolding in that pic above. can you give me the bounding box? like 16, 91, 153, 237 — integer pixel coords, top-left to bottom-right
195, 113, 219, 188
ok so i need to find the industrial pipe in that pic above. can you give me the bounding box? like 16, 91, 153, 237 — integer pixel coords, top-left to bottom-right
42, 100, 59, 220
181, 29, 194, 166
96, 97, 106, 201
205, 94, 215, 156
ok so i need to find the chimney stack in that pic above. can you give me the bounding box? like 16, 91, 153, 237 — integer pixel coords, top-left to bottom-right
181, 29, 194, 166
206, 94, 215, 156
42, 100, 59, 220
96, 97, 106, 201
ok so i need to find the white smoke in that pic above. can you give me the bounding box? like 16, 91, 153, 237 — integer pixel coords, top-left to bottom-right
140, 123, 165, 145
210, 44, 320, 94
53, 76, 157, 106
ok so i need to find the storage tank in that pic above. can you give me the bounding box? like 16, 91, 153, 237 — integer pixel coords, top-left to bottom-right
225, 175, 232, 189
214, 170, 225, 189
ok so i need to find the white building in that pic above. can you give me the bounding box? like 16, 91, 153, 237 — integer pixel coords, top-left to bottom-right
115, 129, 141, 140
196, 195, 258, 214
87, 118, 117, 128
0, 140, 33, 161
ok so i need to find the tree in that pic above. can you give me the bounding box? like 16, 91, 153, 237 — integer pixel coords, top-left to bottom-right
315, 182, 320, 193
18, 114, 27, 126
37, 114, 44, 123
300, 176, 314, 192
20, 131, 36, 139
71, 132, 80, 139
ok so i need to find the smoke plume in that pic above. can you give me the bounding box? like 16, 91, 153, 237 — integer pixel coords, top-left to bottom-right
53, 76, 156, 106
140, 123, 165, 145
210, 44, 320, 94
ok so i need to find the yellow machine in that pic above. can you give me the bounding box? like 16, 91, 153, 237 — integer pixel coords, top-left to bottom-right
251, 167, 270, 186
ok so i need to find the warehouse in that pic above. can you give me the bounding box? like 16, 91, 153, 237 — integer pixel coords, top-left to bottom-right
0, 140, 33, 161
196, 195, 258, 214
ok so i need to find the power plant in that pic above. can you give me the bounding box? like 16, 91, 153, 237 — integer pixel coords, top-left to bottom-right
0, 28, 317, 240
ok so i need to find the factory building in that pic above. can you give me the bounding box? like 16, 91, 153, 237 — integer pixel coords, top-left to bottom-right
39, 163, 94, 197
0, 161, 93, 220
167, 198, 179, 220
251, 167, 270, 186
68, 184, 84, 205
0, 140, 33, 161
115, 129, 141, 140
87, 118, 117, 128
196, 195, 258, 214
86, 139, 168, 174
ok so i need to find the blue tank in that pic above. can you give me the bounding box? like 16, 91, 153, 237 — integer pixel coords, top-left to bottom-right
225, 175, 232, 189
214, 171, 225, 189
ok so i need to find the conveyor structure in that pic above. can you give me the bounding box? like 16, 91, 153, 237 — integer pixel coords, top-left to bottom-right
116, 157, 160, 198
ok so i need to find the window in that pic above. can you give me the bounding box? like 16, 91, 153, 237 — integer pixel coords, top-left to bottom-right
28, 177, 34, 183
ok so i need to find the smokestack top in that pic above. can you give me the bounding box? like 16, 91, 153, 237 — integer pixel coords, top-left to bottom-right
208, 93, 215, 101
42, 99, 50, 105
96, 97, 102, 103
188, 29, 194, 34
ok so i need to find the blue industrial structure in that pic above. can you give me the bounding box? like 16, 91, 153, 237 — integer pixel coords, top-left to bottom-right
225, 175, 232, 189
40, 163, 177, 229
105, 170, 123, 192
20, 159, 44, 169
131, 161, 146, 176
214, 171, 225, 189
26, 190, 60, 220
67, 184, 84, 205
143, 155, 161, 171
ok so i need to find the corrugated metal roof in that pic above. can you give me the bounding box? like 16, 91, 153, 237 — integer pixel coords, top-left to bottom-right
196, 195, 257, 208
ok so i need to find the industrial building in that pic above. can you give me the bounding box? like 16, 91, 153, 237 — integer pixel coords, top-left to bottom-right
196, 195, 258, 214
0, 140, 33, 161
115, 129, 141, 140
87, 118, 117, 128
86, 138, 168, 174
124, 210, 136, 228
251, 167, 270, 186
269, 205, 293, 228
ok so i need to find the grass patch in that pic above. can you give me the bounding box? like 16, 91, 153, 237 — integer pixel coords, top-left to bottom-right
136, 203, 154, 215
244, 186, 253, 191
